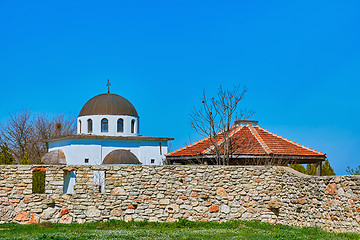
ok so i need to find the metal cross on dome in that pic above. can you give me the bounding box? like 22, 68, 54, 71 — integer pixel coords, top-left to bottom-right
106, 79, 111, 94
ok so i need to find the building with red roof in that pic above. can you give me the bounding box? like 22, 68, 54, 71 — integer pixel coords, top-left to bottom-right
166, 120, 326, 175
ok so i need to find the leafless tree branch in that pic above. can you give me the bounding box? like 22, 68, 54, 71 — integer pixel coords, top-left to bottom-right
189, 85, 254, 165
0, 110, 76, 163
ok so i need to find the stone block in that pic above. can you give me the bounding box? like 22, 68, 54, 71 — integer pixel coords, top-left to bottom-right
18, 166, 32, 171
59, 215, 72, 224
268, 202, 281, 209
149, 217, 158, 222
326, 183, 337, 195
159, 199, 169, 205
220, 205, 230, 214
60, 206, 69, 217
244, 201, 257, 208
85, 206, 100, 218
216, 187, 227, 196
40, 208, 58, 220
157, 193, 165, 199
15, 211, 29, 222
194, 206, 207, 213
124, 215, 132, 222
191, 201, 199, 207
190, 192, 197, 197
125, 209, 134, 214
29, 214, 39, 223
76, 218, 85, 224
110, 208, 123, 217
165, 204, 179, 214
209, 205, 219, 213
112, 187, 126, 195
241, 212, 252, 219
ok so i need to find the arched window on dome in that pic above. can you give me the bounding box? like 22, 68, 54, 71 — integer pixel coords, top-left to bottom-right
117, 118, 123, 132
79, 120, 82, 133
101, 118, 108, 132
87, 119, 93, 133
131, 119, 135, 133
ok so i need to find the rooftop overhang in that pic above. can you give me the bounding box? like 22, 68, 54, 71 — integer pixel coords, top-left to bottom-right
166, 154, 326, 164
47, 135, 174, 143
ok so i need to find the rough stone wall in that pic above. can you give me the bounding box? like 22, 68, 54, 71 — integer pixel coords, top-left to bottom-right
0, 165, 359, 233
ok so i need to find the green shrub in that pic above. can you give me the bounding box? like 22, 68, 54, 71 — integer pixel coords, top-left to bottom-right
0, 144, 15, 165
32, 171, 45, 194
19, 153, 31, 165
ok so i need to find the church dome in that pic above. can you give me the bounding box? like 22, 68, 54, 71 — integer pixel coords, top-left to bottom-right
79, 93, 138, 117
42, 149, 67, 165
103, 149, 141, 164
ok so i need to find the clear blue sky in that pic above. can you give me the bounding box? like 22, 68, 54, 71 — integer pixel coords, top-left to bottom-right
1, 1, 359, 174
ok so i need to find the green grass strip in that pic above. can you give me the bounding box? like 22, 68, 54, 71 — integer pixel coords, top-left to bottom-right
0, 219, 358, 240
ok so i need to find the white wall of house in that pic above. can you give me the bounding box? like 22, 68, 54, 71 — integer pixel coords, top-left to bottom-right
93, 170, 105, 193
77, 115, 139, 137
63, 171, 76, 194
48, 139, 168, 165
139, 143, 167, 165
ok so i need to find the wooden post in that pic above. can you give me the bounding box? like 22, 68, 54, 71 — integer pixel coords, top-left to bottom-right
316, 161, 322, 176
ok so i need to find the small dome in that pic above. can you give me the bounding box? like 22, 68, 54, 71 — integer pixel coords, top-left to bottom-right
42, 150, 66, 165
103, 149, 141, 164
79, 93, 138, 117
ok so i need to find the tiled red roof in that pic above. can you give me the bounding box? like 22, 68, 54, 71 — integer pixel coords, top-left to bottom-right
167, 123, 325, 157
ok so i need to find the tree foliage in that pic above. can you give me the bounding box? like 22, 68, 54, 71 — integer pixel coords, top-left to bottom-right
289, 160, 335, 176
289, 164, 306, 174
346, 166, 360, 175
305, 164, 317, 176
322, 159, 335, 176
0, 143, 15, 165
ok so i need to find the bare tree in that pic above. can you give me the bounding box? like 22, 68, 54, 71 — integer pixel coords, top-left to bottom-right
190, 85, 253, 165
0, 109, 34, 161
0, 110, 76, 163
32, 114, 76, 162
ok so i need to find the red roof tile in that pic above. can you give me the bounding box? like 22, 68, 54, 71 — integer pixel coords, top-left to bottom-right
167, 123, 325, 158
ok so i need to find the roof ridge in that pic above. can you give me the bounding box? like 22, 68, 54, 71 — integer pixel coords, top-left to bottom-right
248, 124, 273, 154
257, 126, 325, 155
202, 124, 244, 154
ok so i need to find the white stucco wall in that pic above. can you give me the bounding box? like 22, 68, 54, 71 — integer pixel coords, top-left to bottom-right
77, 115, 139, 137
63, 171, 76, 194
48, 138, 168, 165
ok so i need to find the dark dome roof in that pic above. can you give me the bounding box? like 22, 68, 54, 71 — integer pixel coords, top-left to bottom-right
42, 150, 67, 165
79, 93, 138, 117
102, 149, 141, 164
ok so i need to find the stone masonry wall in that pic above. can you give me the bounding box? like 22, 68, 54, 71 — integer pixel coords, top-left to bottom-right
0, 165, 359, 233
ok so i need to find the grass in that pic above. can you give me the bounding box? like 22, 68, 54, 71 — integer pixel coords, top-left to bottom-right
0, 219, 359, 240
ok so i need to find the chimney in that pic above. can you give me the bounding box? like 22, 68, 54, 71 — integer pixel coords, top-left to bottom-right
234, 120, 259, 126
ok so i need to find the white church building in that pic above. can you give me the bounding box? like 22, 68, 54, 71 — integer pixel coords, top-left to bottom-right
42, 92, 173, 167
